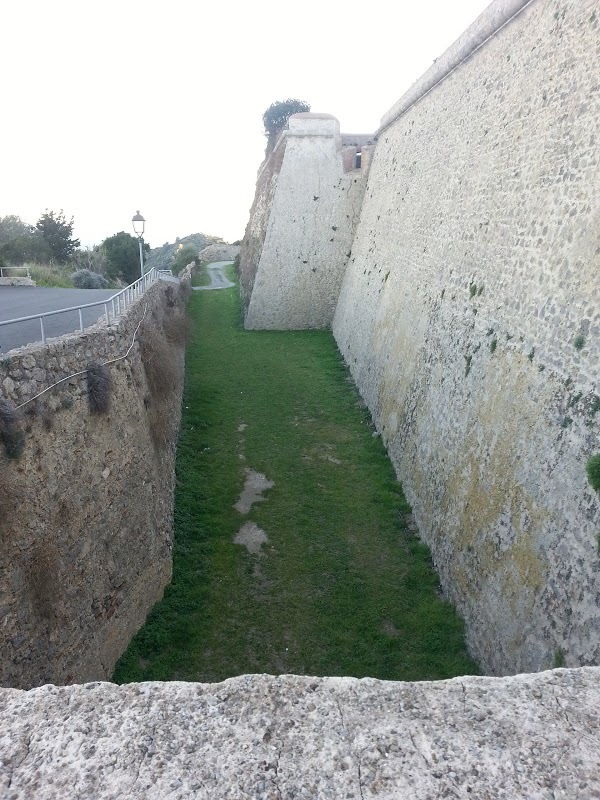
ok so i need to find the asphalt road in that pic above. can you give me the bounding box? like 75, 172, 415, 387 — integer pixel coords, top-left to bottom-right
0, 287, 117, 355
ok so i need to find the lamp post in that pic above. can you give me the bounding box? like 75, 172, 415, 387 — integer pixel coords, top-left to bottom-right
132, 211, 145, 279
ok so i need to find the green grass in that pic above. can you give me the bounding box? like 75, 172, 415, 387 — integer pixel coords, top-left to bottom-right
586, 454, 600, 493
191, 261, 210, 286
113, 283, 478, 684
12, 262, 74, 288
20, 261, 118, 289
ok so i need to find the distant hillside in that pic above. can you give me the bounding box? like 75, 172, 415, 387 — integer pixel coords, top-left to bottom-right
145, 233, 224, 271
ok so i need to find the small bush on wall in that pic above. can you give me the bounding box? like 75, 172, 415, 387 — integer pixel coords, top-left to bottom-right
163, 314, 192, 346
0, 398, 25, 459
87, 363, 113, 414
586, 454, 600, 493
139, 325, 178, 401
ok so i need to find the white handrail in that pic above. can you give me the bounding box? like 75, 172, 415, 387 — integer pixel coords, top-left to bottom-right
0, 268, 162, 345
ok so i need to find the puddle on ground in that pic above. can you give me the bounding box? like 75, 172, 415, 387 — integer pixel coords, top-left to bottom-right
234, 522, 268, 556
382, 619, 402, 637
234, 468, 274, 514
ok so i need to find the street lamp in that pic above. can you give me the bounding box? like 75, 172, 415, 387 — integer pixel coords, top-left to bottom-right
132, 211, 145, 279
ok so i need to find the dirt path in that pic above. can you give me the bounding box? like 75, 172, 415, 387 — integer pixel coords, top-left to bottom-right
192, 261, 235, 291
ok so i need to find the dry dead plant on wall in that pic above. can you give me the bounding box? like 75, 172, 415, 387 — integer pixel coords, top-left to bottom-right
179, 278, 192, 305
26, 541, 60, 619
162, 313, 193, 346
55, 497, 73, 527
87, 362, 113, 414
139, 324, 179, 401
0, 456, 23, 542
0, 398, 25, 459
147, 403, 177, 451
164, 284, 174, 307
138, 316, 183, 451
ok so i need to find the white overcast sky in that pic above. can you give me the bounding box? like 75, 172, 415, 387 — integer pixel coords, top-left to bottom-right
1, 0, 491, 249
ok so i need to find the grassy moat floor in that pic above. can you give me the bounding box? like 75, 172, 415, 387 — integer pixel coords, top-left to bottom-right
113, 271, 478, 683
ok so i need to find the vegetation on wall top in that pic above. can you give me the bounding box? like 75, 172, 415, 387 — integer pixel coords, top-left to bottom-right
262, 98, 311, 150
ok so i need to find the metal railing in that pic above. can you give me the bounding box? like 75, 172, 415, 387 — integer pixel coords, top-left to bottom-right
0, 266, 31, 278
0, 268, 162, 346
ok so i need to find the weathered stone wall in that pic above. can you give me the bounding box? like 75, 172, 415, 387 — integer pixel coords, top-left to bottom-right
1, 668, 599, 798
0, 277, 35, 286
333, 0, 600, 674
239, 135, 288, 311
243, 113, 373, 329
0, 278, 186, 688
197, 242, 240, 264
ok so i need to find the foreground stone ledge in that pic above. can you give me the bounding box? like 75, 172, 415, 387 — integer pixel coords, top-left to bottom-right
0, 669, 598, 799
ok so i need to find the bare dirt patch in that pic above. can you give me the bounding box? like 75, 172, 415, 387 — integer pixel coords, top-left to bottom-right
234, 522, 268, 556
234, 468, 274, 514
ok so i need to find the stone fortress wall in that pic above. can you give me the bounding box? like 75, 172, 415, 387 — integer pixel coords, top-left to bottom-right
243, 0, 600, 674
1, 2, 600, 789
241, 114, 375, 329
0, 278, 187, 689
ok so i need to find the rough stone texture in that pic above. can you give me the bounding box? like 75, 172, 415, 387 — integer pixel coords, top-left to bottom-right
378, 0, 532, 133
0, 277, 35, 286
243, 113, 374, 329
197, 243, 240, 263
239, 133, 288, 311
0, 279, 186, 689
333, 0, 600, 674
0, 668, 598, 798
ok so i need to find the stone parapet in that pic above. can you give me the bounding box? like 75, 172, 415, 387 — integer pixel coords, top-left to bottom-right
0, 277, 35, 286
0, 668, 598, 798
378, 0, 533, 133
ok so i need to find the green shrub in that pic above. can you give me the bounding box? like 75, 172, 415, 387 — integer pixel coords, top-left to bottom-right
586, 454, 600, 493
28, 262, 74, 288
72, 269, 109, 289
172, 245, 199, 276
553, 649, 565, 668
574, 334, 585, 351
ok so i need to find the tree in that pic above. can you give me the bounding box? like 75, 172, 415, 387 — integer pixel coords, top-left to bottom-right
70, 245, 111, 277
0, 215, 51, 264
262, 98, 311, 151
36, 210, 80, 263
172, 245, 199, 275
102, 231, 149, 283
0, 215, 33, 245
